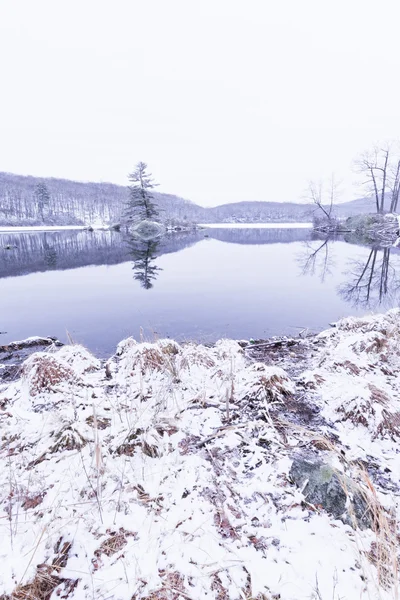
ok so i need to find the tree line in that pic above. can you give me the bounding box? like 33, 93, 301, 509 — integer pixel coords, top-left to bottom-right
308, 141, 400, 226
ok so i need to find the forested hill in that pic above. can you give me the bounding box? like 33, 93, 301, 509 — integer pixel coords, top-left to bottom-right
0, 171, 374, 225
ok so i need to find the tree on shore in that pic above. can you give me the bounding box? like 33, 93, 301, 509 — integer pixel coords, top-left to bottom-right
34, 182, 51, 221
125, 162, 160, 224
305, 174, 340, 228
354, 142, 400, 214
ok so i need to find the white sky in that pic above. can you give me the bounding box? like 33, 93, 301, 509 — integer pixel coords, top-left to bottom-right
1, 0, 400, 206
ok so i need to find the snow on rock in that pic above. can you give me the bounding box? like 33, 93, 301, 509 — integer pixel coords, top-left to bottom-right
0, 316, 399, 599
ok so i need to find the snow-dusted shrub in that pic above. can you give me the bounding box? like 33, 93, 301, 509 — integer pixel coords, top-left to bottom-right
237, 363, 294, 405
116, 339, 182, 378
56, 344, 101, 374
22, 353, 79, 396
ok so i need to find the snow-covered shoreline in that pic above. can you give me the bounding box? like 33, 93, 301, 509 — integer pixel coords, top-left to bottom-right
0, 312, 399, 599
199, 222, 313, 229
0, 225, 110, 233
0, 222, 313, 234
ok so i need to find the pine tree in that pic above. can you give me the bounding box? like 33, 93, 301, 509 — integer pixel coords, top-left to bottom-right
125, 162, 160, 224
34, 182, 51, 222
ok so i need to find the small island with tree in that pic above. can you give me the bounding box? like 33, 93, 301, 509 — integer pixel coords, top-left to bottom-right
123, 161, 198, 240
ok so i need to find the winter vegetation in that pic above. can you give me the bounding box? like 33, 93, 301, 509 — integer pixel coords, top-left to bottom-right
0, 171, 378, 228
311, 143, 400, 239
0, 310, 400, 599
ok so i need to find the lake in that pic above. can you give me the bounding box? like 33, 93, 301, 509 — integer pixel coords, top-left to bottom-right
1, 226, 399, 357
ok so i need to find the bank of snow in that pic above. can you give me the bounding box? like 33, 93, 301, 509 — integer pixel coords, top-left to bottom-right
0, 312, 399, 599
0, 225, 110, 234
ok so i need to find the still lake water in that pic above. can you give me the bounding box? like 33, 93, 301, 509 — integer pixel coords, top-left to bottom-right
1, 226, 399, 357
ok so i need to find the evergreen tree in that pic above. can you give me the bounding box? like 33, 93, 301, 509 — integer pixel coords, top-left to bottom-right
125, 162, 160, 224
34, 182, 51, 221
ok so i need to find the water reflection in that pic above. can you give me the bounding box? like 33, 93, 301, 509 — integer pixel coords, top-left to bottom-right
3, 227, 400, 355
299, 238, 333, 282
43, 233, 58, 268
125, 236, 162, 289
300, 237, 400, 309
339, 247, 400, 308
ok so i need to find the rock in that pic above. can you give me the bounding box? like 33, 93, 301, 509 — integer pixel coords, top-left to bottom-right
0, 337, 63, 382
129, 220, 165, 240
290, 455, 371, 529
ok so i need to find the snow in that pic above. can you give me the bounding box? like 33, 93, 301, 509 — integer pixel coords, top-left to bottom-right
199, 222, 313, 229
0, 225, 109, 233
0, 313, 399, 599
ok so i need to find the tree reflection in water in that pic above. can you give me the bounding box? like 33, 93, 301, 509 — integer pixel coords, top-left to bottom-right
299, 237, 400, 309
43, 233, 58, 268
299, 238, 334, 282
339, 246, 400, 308
125, 236, 162, 289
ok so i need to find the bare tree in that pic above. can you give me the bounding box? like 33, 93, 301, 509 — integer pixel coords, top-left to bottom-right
389, 159, 400, 213
354, 142, 400, 214
305, 174, 340, 229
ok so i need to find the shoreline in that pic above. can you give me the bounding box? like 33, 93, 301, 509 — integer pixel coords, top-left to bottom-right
0, 222, 313, 234
0, 225, 111, 233
0, 312, 399, 599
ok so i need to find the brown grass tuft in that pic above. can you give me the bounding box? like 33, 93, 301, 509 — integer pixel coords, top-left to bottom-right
94, 528, 130, 558
138, 571, 187, 600
85, 415, 111, 430
8, 539, 78, 600
375, 409, 400, 440
333, 361, 361, 375
23, 355, 77, 396
367, 384, 390, 405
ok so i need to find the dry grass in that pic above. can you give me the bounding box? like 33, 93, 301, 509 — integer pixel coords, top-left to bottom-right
137, 571, 188, 600
353, 468, 399, 597
375, 409, 400, 441
7, 539, 78, 600
23, 355, 77, 396
85, 414, 111, 429
94, 528, 130, 558
333, 360, 361, 375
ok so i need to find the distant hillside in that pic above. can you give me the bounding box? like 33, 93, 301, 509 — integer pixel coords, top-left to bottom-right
0, 171, 377, 225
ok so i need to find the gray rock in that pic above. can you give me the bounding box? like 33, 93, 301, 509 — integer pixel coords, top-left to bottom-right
290, 455, 371, 529
129, 220, 165, 240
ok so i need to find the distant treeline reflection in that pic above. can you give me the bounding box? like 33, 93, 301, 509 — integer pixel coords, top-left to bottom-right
0, 227, 311, 280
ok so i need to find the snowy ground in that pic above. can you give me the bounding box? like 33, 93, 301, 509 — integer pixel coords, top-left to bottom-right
0, 226, 110, 233
0, 312, 399, 599
199, 223, 313, 229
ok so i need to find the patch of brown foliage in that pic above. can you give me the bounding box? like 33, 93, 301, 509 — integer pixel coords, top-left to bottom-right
365, 335, 388, 354
138, 571, 186, 600
49, 426, 88, 453
22, 492, 46, 510
23, 355, 77, 396
375, 410, 400, 440
214, 510, 239, 539
94, 528, 132, 558
333, 361, 361, 375
85, 415, 111, 430
368, 384, 390, 405
8, 538, 78, 600
337, 398, 374, 428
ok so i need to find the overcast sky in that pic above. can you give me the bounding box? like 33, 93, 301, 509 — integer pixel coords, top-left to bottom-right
1, 0, 400, 206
